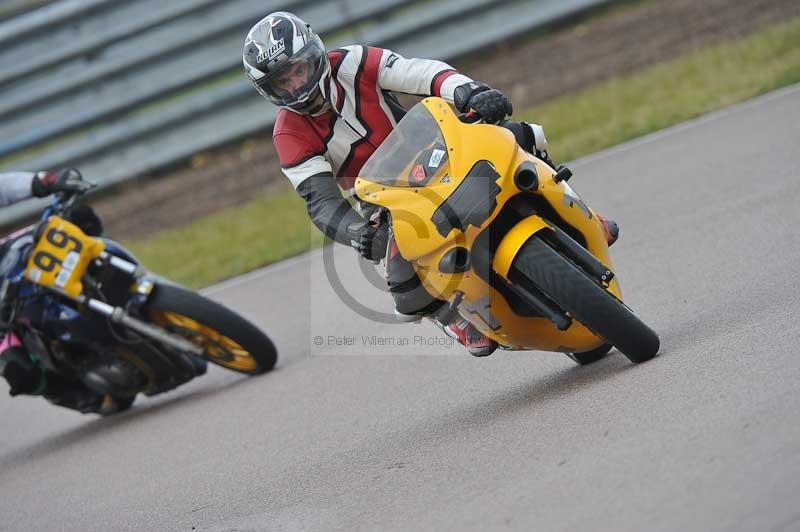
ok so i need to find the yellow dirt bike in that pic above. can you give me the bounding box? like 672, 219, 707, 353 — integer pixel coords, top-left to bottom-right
354, 97, 659, 364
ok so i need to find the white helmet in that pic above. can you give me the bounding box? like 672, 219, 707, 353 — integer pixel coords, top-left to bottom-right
242, 12, 330, 114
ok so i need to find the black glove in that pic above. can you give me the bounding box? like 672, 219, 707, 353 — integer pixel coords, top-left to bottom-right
349, 222, 389, 262
31, 168, 92, 198
0, 347, 43, 397
453, 81, 513, 124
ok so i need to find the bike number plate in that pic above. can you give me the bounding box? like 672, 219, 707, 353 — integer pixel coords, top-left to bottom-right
24, 216, 105, 298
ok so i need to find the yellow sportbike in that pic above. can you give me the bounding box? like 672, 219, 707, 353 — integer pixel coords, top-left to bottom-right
355, 98, 659, 364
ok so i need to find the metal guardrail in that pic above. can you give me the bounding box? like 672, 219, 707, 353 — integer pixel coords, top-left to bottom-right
0, 0, 307, 120
0, 0, 411, 156
0, 0, 610, 224
0, 0, 86, 29
0, 0, 220, 84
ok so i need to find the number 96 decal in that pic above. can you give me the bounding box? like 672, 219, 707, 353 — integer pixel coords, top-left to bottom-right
25, 216, 104, 297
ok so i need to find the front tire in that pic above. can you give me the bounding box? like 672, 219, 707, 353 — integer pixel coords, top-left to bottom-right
145, 283, 277, 374
510, 237, 659, 363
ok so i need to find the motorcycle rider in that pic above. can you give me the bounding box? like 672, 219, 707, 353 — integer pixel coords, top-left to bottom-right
243, 12, 619, 357
0, 169, 139, 414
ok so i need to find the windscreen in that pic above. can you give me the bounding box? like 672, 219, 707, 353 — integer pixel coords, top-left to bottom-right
359, 103, 449, 187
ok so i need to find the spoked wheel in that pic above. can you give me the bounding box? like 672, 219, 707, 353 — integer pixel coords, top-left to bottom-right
146, 283, 277, 374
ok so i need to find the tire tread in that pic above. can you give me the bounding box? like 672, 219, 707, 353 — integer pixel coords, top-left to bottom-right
511, 238, 659, 363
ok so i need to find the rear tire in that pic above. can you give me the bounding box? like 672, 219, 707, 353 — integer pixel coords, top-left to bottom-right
98, 394, 136, 416
145, 283, 277, 374
567, 343, 613, 365
510, 237, 659, 363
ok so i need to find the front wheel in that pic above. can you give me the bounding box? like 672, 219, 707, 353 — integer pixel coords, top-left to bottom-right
145, 283, 277, 374
510, 237, 659, 363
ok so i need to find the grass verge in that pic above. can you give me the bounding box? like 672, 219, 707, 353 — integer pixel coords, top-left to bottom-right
521, 17, 800, 163
126, 183, 325, 287
125, 17, 800, 289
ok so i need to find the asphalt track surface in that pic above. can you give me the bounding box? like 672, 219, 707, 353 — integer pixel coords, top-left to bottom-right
2, 85, 800, 532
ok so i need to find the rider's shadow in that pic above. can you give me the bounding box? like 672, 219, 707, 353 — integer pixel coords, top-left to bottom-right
0, 369, 274, 470
246, 353, 655, 495
395, 352, 648, 446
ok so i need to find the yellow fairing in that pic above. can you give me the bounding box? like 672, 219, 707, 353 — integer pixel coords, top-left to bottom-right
356, 98, 519, 260
355, 98, 623, 353
492, 216, 549, 278
24, 216, 105, 298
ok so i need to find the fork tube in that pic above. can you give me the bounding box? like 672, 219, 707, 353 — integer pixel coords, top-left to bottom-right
43, 276, 202, 356
83, 297, 203, 355
99, 252, 140, 275
539, 225, 615, 285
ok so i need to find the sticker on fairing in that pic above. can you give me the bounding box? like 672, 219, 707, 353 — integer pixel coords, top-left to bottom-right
55, 269, 71, 288
428, 149, 446, 168
27, 268, 41, 283
411, 164, 427, 182
63, 251, 79, 270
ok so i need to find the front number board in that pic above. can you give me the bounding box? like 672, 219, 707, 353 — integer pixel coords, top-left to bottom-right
24, 216, 105, 298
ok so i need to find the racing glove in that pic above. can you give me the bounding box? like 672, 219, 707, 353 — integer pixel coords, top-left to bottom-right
31, 168, 92, 197
296, 173, 390, 260
453, 81, 513, 124
349, 222, 390, 262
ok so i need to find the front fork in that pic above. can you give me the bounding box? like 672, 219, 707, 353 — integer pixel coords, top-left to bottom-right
46, 252, 203, 356
491, 215, 616, 332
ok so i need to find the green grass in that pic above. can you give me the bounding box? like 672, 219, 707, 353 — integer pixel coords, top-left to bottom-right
0, 0, 49, 20
521, 17, 800, 163
126, 184, 325, 288
125, 17, 800, 289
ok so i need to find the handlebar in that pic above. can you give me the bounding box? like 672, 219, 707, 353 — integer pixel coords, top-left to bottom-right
43, 179, 97, 221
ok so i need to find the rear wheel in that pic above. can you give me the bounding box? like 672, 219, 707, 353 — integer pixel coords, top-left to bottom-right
510, 237, 659, 363
98, 394, 136, 416
146, 283, 277, 374
567, 343, 613, 365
